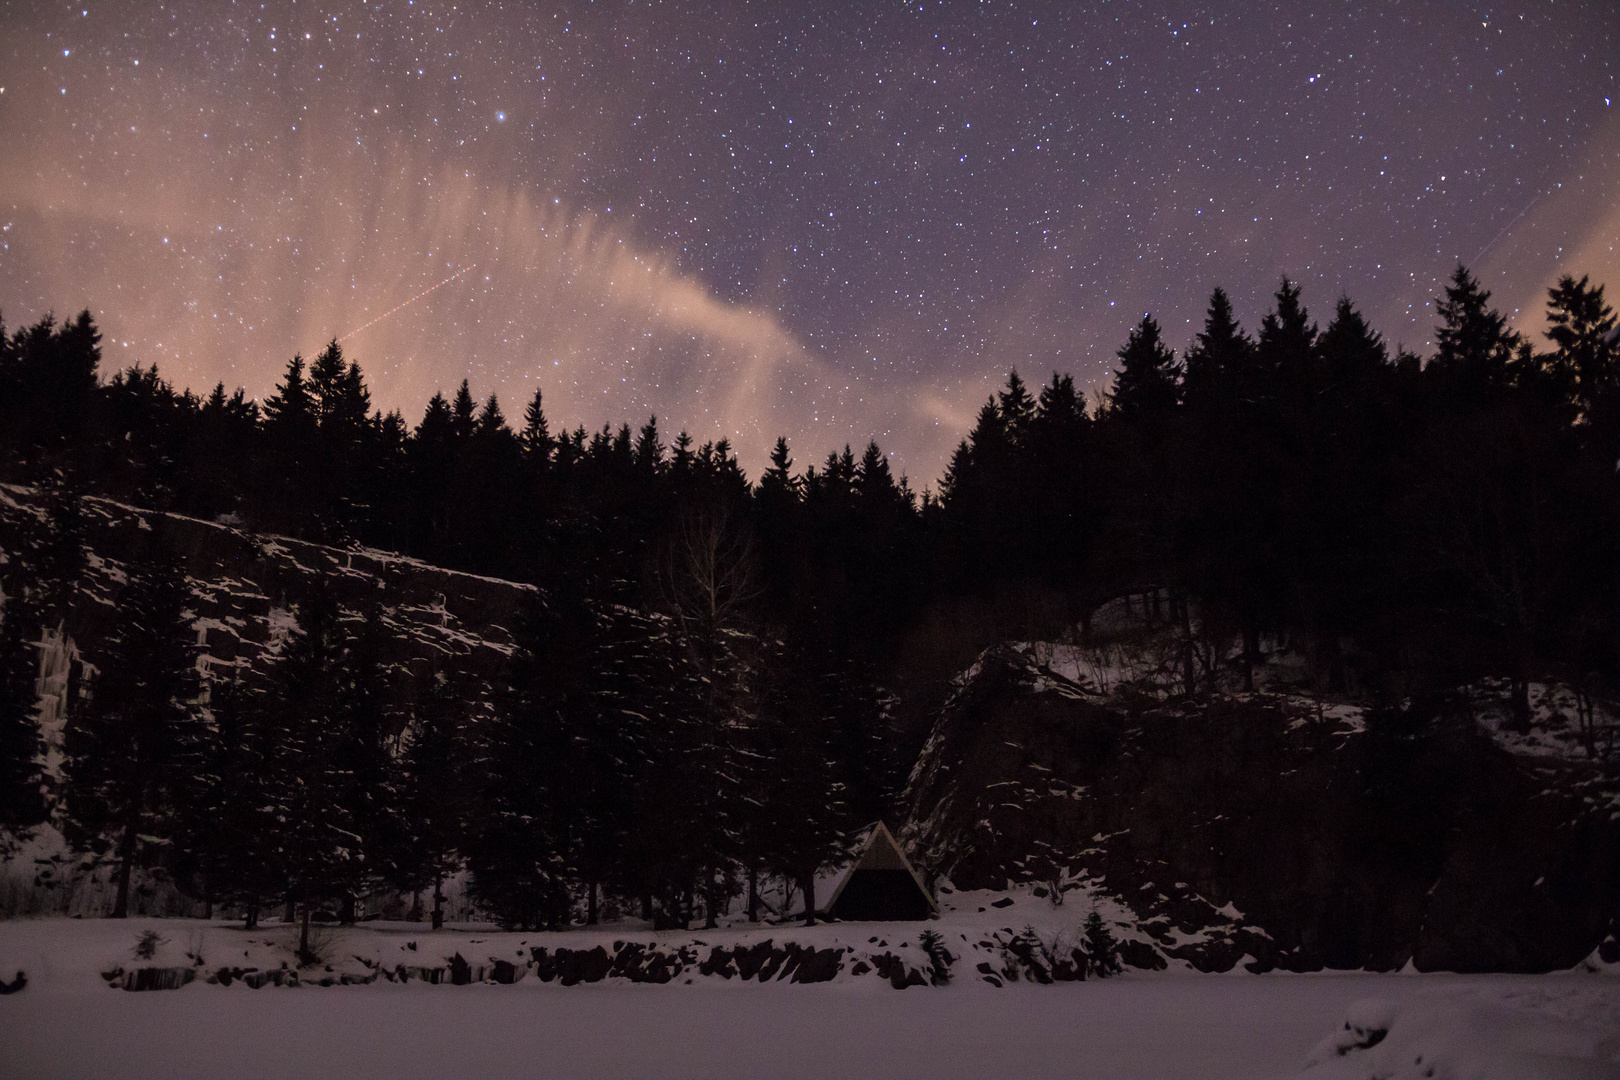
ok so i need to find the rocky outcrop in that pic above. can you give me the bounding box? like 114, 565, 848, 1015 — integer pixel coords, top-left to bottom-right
526, 940, 847, 985
101, 965, 198, 991
870, 951, 929, 988
900, 644, 1620, 973
4, 486, 536, 719
696, 941, 846, 983
102, 936, 924, 990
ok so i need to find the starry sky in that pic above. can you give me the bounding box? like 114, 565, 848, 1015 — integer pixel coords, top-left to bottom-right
3, 1, 1618, 481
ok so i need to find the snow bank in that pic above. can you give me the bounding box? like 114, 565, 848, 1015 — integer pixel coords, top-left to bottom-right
0, 875, 1163, 988
3, 917, 1618, 1078
1303, 990, 1620, 1079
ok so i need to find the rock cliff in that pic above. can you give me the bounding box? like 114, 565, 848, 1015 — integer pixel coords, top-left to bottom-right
4, 484, 534, 718
899, 642, 1620, 973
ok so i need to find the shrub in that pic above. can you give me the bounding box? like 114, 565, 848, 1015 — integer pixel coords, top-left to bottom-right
1083, 910, 1121, 977
132, 929, 167, 961
918, 928, 954, 985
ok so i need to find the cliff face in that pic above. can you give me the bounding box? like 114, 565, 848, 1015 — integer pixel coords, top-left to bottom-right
1, 485, 541, 916
899, 642, 1620, 974
4, 485, 534, 721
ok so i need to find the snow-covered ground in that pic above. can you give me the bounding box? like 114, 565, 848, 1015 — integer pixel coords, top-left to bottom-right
2, 914, 1616, 1079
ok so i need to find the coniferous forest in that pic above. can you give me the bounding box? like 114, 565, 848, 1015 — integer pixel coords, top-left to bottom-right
2, 266, 1617, 940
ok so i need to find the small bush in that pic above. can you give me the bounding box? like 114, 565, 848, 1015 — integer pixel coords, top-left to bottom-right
132, 929, 167, 961
918, 928, 954, 985
1010, 926, 1054, 983
1083, 910, 1121, 977
298, 925, 336, 969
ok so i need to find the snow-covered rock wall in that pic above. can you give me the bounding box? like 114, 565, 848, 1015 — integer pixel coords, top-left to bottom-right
898, 641, 1620, 974
5, 486, 535, 714
1, 486, 537, 917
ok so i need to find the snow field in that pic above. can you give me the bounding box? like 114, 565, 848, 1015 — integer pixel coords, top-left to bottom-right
2, 913, 1618, 1079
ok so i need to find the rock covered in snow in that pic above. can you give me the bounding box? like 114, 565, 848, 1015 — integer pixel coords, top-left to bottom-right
898, 642, 1620, 975
1302, 992, 1620, 1079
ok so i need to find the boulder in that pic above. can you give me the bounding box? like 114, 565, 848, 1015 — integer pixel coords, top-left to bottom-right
108, 966, 197, 991
490, 959, 525, 984
871, 952, 929, 989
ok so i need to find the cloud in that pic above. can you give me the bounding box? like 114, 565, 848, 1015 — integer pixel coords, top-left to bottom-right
0, 107, 874, 473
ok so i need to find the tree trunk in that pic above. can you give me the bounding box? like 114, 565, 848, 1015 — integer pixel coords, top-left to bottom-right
298, 905, 312, 965
586, 881, 599, 926
244, 903, 258, 931
747, 866, 760, 923
1177, 596, 1197, 696
800, 870, 817, 927
1576, 689, 1597, 759
339, 892, 356, 926
431, 873, 444, 930
703, 871, 720, 930
1510, 675, 1532, 733
203, 898, 213, 920
111, 815, 139, 918
1242, 623, 1260, 692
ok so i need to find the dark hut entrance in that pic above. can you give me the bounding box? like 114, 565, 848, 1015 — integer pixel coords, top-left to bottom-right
825, 822, 938, 921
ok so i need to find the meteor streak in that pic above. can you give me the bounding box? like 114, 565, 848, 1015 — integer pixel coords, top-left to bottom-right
1471, 188, 1551, 267
336, 265, 474, 343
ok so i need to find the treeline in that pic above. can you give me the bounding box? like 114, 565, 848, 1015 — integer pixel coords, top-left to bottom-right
1, 264, 1617, 932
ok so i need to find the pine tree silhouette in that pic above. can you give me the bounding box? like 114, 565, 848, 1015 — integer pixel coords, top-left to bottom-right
1110, 315, 1180, 417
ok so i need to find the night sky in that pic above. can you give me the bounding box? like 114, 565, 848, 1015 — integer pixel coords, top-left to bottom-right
3, 1, 1617, 481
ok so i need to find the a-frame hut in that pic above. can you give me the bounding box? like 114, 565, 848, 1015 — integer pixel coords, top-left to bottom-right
825, 822, 939, 921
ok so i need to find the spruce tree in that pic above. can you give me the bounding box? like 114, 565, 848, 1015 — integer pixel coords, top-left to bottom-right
520, 388, 553, 458
172, 666, 287, 925
759, 437, 795, 497
754, 437, 806, 630
1025, 371, 1094, 607
1255, 277, 1318, 400
1432, 264, 1520, 392
260, 354, 320, 532
1181, 287, 1252, 408
307, 341, 351, 431
61, 543, 199, 917
0, 310, 101, 474
327, 604, 406, 923
468, 594, 590, 930
394, 671, 472, 929
655, 507, 757, 927
996, 369, 1036, 438
1110, 315, 1180, 418
451, 380, 477, 440
268, 585, 372, 956
408, 392, 458, 563
1544, 274, 1617, 412
634, 416, 665, 473
751, 641, 855, 925
1083, 909, 1122, 977
263, 354, 314, 428
1317, 297, 1387, 386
